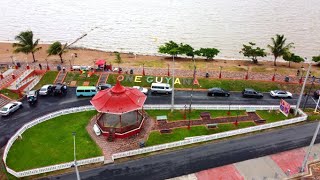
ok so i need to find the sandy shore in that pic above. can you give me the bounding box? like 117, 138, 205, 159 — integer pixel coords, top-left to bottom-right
0, 42, 310, 74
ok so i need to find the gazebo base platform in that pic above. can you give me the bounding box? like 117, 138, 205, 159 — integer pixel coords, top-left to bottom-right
96, 111, 146, 139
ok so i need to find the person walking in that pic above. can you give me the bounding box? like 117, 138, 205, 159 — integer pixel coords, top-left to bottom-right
39, 63, 42, 70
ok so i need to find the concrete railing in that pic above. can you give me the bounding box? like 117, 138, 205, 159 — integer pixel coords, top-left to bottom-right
23, 75, 42, 92
3, 104, 308, 177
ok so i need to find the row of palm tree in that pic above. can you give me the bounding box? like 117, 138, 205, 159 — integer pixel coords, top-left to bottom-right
12, 31, 66, 63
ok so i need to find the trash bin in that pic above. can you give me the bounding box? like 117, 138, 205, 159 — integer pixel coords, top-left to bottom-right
57, 65, 61, 71
284, 76, 289, 82
139, 141, 145, 148
16, 62, 21, 67
205, 72, 209, 78
130, 69, 133, 74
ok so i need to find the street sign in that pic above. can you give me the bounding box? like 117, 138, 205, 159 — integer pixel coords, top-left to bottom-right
280, 99, 290, 117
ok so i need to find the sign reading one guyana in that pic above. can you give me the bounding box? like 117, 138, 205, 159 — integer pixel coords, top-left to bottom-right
116, 75, 200, 86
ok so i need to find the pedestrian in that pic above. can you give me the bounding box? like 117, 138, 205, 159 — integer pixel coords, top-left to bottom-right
39, 63, 42, 70
296, 69, 300, 76
63, 67, 66, 73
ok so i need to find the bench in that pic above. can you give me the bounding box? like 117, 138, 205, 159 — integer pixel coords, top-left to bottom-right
160, 129, 172, 134
200, 112, 211, 120
254, 119, 266, 124
207, 123, 218, 129
156, 115, 167, 121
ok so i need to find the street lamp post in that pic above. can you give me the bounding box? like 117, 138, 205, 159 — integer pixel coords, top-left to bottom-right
184, 105, 187, 120
295, 60, 311, 116
245, 66, 249, 80
171, 55, 175, 112
167, 64, 170, 76
142, 63, 145, 76
219, 66, 222, 79
303, 76, 316, 110
72, 132, 81, 180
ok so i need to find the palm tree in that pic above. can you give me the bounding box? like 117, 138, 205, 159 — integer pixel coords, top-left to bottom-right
267, 34, 294, 66
47, 41, 66, 63
12, 31, 42, 63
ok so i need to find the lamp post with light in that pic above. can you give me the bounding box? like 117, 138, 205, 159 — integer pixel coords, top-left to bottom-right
72, 132, 80, 180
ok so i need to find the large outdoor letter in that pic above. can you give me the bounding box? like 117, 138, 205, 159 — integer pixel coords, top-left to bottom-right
146, 76, 154, 83
117, 75, 124, 81
125, 75, 134, 82
165, 77, 172, 84
193, 78, 200, 85
134, 76, 142, 83
155, 77, 163, 83
183, 78, 192, 85
174, 78, 181, 85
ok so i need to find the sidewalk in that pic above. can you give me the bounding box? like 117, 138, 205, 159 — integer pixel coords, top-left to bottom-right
168, 144, 320, 180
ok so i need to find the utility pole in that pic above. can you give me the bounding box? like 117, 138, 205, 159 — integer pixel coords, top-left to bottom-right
188, 57, 196, 129
295, 61, 311, 116
171, 55, 175, 112
72, 132, 81, 180
300, 121, 320, 172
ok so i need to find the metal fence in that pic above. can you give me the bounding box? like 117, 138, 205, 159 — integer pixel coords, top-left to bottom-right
3, 104, 307, 177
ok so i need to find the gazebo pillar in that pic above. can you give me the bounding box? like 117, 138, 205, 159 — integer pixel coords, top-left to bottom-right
136, 110, 139, 126
119, 115, 122, 133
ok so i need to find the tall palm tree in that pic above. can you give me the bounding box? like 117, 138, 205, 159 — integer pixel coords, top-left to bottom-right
12, 31, 42, 63
47, 41, 66, 63
267, 34, 294, 66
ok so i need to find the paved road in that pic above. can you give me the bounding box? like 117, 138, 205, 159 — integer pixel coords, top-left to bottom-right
46, 122, 320, 180
0, 89, 317, 147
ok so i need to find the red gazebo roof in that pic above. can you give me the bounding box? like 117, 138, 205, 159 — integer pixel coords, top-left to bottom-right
90, 81, 147, 114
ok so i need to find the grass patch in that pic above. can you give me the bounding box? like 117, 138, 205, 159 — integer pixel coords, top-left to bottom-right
146, 122, 255, 146
107, 74, 304, 92
33, 71, 58, 90
64, 72, 99, 86
145, 109, 246, 121
0, 89, 19, 100
256, 110, 293, 123
304, 108, 320, 121
6, 111, 102, 171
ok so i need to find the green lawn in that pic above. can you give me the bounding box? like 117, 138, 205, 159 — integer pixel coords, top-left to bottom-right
0, 89, 19, 100
145, 109, 246, 121
304, 108, 320, 121
256, 110, 293, 123
33, 71, 58, 90
106, 74, 305, 92
146, 122, 256, 146
64, 72, 99, 86
6, 111, 102, 171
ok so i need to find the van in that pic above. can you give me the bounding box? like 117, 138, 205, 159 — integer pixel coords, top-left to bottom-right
76, 86, 98, 97
150, 83, 172, 94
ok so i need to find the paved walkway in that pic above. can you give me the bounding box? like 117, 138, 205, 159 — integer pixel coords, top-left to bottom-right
168, 144, 320, 180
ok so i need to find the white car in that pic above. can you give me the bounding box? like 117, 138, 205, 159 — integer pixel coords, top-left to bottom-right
270, 90, 292, 98
39, 84, 53, 95
0, 101, 23, 116
133, 86, 148, 95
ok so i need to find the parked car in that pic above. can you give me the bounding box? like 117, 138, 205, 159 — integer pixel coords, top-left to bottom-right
314, 90, 320, 99
207, 87, 230, 97
27, 90, 38, 105
270, 90, 292, 98
242, 88, 263, 98
97, 83, 112, 91
0, 101, 23, 116
39, 84, 53, 96
133, 86, 148, 95
52, 83, 67, 96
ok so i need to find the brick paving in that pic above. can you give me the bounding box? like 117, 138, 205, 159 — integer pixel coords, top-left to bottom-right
86, 112, 155, 161
155, 112, 261, 130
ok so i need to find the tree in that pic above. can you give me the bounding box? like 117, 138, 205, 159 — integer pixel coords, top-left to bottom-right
12, 31, 42, 63
194, 48, 220, 60
239, 42, 266, 64
114, 52, 122, 68
179, 43, 194, 58
158, 41, 180, 57
47, 41, 66, 63
283, 52, 304, 67
267, 34, 294, 66
312, 55, 320, 65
